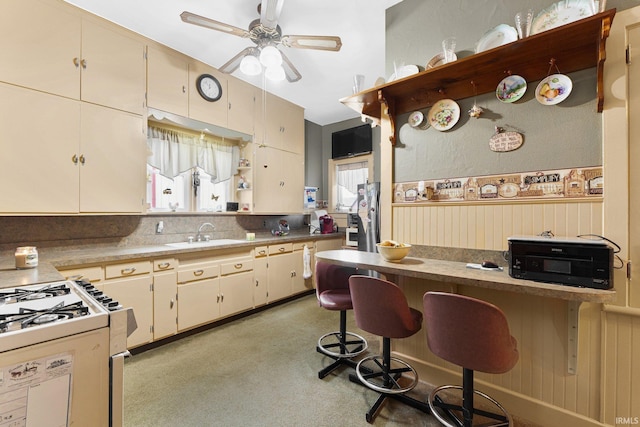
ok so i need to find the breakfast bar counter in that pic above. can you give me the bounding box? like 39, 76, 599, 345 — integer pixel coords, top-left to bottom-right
315, 250, 616, 303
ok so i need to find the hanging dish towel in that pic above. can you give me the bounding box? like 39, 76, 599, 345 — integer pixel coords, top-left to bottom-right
303, 245, 312, 279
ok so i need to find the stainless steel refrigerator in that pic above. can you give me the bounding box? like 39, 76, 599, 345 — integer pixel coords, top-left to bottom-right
357, 182, 380, 252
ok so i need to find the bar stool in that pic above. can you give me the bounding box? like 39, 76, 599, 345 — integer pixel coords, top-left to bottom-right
348, 275, 430, 423
315, 261, 367, 379
423, 291, 519, 427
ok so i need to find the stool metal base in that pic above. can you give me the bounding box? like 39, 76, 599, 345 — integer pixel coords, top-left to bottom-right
355, 355, 418, 394
429, 385, 513, 427
317, 330, 368, 359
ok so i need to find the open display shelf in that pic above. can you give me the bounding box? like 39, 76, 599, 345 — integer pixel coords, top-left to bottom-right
340, 9, 615, 145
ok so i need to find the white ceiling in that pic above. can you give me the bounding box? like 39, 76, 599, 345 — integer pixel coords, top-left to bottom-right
64, 0, 402, 126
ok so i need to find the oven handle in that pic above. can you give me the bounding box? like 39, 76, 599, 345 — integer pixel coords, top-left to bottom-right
110, 350, 131, 427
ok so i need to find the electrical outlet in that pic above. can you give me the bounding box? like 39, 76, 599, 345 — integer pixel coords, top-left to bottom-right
156, 221, 164, 234
263, 220, 267, 228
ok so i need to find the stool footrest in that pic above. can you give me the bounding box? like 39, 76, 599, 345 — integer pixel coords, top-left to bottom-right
429, 385, 512, 427
317, 331, 367, 359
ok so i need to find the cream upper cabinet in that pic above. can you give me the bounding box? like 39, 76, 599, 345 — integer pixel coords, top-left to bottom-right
147, 46, 189, 117
255, 91, 304, 154
227, 76, 256, 135
80, 103, 146, 213
0, 0, 145, 115
0, 83, 145, 214
253, 146, 304, 213
188, 61, 228, 127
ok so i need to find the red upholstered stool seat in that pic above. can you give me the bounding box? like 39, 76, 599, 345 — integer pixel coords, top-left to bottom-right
348, 275, 430, 423
315, 262, 367, 379
423, 291, 519, 427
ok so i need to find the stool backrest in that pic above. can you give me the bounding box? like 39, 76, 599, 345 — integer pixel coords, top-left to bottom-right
423, 292, 519, 374
349, 275, 420, 339
315, 261, 358, 297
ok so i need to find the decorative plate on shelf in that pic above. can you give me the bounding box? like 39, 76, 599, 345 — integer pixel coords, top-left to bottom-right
408, 111, 430, 130
535, 74, 573, 105
427, 99, 460, 131
475, 24, 518, 53
531, 0, 595, 35
388, 64, 420, 82
426, 52, 457, 69
496, 75, 527, 103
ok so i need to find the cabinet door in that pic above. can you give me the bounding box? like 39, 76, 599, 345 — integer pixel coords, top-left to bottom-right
292, 244, 313, 294
103, 275, 153, 348
279, 150, 304, 213
254, 253, 268, 307
219, 271, 254, 318
80, 21, 145, 114
147, 46, 189, 117
153, 271, 177, 340
0, 0, 81, 99
252, 147, 303, 213
188, 61, 228, 127
266, 252, 294, 303
227, 76, 255, 135
280, 101, 304, 154
177, 278, 219, 331
80, 103, 146, 213
0, 83, 80, 213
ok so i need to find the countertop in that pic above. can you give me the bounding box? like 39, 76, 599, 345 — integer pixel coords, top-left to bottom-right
315, 249, 617, 304
0, 233, 341, 289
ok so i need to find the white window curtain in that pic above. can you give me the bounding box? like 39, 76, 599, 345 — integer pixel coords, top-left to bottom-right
147, 126, 239, 183
337, 161, 368, 191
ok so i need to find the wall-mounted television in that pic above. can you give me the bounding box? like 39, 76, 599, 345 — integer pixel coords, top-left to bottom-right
331, 124, 372, 159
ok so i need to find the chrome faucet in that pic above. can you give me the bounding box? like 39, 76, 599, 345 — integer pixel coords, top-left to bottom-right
195, 222, 215, 242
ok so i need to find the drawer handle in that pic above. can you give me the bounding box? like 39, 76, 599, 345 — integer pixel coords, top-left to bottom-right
258, 250, 266, 255
234, 263, 243, 269
278, 247, 286, 252
193, 269, 204, 276
157, 262, 170, 270
121, 267, 136, 276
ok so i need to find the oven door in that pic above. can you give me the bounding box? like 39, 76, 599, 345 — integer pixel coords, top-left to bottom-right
346, 227, 358, 247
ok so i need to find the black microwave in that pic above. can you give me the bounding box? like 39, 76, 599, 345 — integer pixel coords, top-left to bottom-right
508, 236, 613, 289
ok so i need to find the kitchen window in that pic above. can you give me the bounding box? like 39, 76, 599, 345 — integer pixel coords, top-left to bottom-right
328, 154, 372, 212
146, 125, 239, 212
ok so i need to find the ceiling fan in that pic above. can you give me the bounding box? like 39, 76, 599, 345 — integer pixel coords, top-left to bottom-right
180, 0, 342, 82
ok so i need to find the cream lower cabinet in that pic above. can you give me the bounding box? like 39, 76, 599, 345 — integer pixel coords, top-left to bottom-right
219, 256, 254, 317
253, 246, 268, 307
266, 243, 295, 303
103, 260, 154, 348
292, 242, 314, 294
177, 260, 221, 331
152, 258, 178, 340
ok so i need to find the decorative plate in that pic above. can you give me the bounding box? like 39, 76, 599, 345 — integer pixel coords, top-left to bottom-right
496, 75, 527, 103
426, 52, 457, 69
408, 111, 429, 129
475, 24, 518, 54
531, 0, 595, 35
427, 99, 460, 131
535, 74, 573, 105
388, 64, 420, 82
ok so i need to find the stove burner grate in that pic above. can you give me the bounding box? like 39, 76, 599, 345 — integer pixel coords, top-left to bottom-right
0, 283, 70, 304
0, 301, 89, 332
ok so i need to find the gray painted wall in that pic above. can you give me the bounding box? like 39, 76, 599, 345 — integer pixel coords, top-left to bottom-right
385, 0, 635, 182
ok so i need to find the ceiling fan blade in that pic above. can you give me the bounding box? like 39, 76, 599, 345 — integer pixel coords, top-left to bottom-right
280, 35, 342, 51
279, 50, 302, 82
180, 11, 250, 38
260, 0, 285, 29
219, 47, 257, 74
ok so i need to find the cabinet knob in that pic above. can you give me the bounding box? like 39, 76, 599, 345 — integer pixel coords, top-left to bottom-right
79, 154, 85, 165
80, 59, 87, 69
72, 154, 78, 164
72, 57, 80, 68
170, 299, 175, 308
182, 85, 186, 93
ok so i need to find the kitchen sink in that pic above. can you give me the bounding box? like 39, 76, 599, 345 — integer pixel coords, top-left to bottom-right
165, 239, 246, 249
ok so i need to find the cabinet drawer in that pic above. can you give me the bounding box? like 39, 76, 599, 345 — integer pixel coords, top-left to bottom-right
221, 258, 253, 276
269, 243, 293, 255
59, 266, 104, 283
293, 242, 313, 251
177, 262, 220, 283
105, 260, 151, 279
154, 258, 177, 272
254, 246, 268, 258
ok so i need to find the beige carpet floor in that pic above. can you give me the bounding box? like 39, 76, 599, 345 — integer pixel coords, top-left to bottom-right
123, 293, 533, 426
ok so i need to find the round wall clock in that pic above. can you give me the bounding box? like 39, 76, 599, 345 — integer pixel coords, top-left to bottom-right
196, 74, 222, 102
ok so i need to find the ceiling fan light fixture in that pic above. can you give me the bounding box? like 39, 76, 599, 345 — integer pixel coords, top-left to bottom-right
265, 65, 286, 82
240, 55, 262, 76
259, 45, 282, 68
